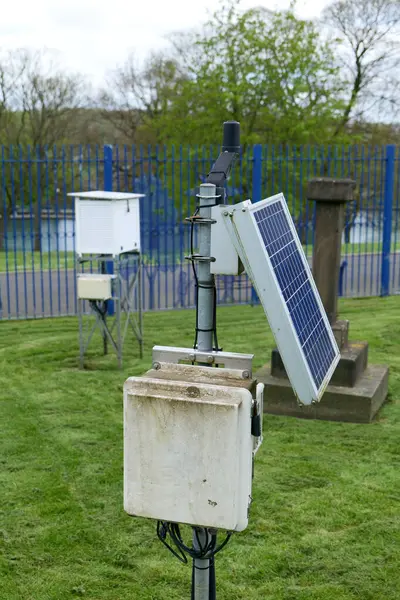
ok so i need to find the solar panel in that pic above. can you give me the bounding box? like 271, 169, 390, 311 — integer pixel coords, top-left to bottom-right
221, 193, 340, 405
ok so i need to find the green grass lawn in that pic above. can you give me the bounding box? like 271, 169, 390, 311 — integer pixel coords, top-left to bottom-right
0, 298, 399, 599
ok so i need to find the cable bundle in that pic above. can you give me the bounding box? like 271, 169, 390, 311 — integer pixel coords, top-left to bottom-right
157, 521, 232, 599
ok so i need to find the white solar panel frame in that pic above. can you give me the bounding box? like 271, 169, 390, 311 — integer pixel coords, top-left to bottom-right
220, 193, 340, 406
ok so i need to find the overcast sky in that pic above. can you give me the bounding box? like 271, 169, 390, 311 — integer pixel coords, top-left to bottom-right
1, 0, 331, 86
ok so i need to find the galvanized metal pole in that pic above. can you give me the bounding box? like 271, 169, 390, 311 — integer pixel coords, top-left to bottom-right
196, 183, 216, 353
193, 528, 211, 599
192, 182, 217, 600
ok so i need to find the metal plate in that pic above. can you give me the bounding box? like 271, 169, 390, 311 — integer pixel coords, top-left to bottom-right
152, 346, 253, 375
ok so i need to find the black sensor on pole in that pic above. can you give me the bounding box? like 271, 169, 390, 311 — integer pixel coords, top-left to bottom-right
222, 120, 240, 153
205, 121, 240, 204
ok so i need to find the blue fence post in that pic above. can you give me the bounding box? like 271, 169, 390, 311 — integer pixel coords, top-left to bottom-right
338, 260, 348, 297
104, 145, 113, 192
252, 144, 262, 204
251, 144, 263, 304
250, 144, 262, 306
103, 145, 115, 315
380, 144, 395, 297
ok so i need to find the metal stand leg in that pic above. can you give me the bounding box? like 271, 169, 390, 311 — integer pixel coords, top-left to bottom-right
78, 298, 84, 369
138, 254, 143, 359
116, 259, 122, 369
103, 309, 108, 356
100, 259, 108, 356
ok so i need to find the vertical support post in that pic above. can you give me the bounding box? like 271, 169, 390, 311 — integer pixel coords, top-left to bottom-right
381, 144, 395, 297
252, 144, 262, 204
196, 183, 216, 352
103, 145, 115, 316
148, 271, 155, 311
193, 529, 212, 599
251, 144, 263, 303
115, 256, 122, 369
104, 145, 113, 191
308, 178, 356, 326
192, 182, 217, 600
138, 253, 143, 359
100, 259, 108, 356
78, 295, 84, 369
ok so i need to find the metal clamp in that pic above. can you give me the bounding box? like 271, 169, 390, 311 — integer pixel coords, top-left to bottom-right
185, 216, 217, 225
184, 254, 216, 263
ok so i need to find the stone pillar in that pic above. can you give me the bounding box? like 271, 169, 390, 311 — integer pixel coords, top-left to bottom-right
307, 178, 356, 326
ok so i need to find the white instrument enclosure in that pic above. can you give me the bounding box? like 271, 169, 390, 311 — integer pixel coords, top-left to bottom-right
124, 367, 254, 531
210, 205, 244, 275
68, 190, 144, 256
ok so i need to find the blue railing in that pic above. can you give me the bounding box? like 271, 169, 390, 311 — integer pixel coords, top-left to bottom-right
0, 144, 399, 319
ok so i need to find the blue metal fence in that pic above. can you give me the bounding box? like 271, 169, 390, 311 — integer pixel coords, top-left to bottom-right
0, 144, 399, 320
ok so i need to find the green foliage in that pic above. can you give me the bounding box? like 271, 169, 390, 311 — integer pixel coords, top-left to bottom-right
0, 297, 400, 598
161, 0, 347, 146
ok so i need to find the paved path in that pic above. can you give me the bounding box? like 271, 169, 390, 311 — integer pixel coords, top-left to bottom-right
1, 252, 400, 319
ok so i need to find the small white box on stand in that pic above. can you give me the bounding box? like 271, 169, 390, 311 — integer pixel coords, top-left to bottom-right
68, 191, 144, 256
77, 274, 115, 300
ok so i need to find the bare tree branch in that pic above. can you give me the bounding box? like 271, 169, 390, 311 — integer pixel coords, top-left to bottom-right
0, 48, 87, 249
323, 0, 400, 133
98, 52, 188, 144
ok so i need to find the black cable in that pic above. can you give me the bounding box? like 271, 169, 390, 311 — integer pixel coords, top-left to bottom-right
209, 559, 216, 600
157, 521, 231, 600
156, 521, 188, 564
190, 208, 200, 351
157, 521, 232, 563
89, 300, 108, 318
212, 285, 219, 352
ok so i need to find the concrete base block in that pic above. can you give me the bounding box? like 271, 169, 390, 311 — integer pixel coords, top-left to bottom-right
256, 364, 389, 424
271, 341, 369, 388
332, 319, 349, 350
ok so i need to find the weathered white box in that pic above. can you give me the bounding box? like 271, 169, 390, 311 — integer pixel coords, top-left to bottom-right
68, 191, 144, 256
124, 375, 253, 531
77, 274, 115, 300
210, 205, 244, 275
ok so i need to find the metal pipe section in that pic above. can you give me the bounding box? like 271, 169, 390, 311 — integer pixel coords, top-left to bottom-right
193, 529, 211, 599
193, 182, 217, 600
196, 183, 217, 353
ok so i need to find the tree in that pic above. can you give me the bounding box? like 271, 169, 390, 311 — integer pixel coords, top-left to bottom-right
166, 0, 346, 147
323, 0, 400, 135
0, 49, 87, 250
99, 52, 188, 145
159, 0, 348, 212
0, 49, 86, 146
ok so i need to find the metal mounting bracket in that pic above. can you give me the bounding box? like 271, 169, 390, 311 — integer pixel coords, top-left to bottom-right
152, 345, 254, 376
